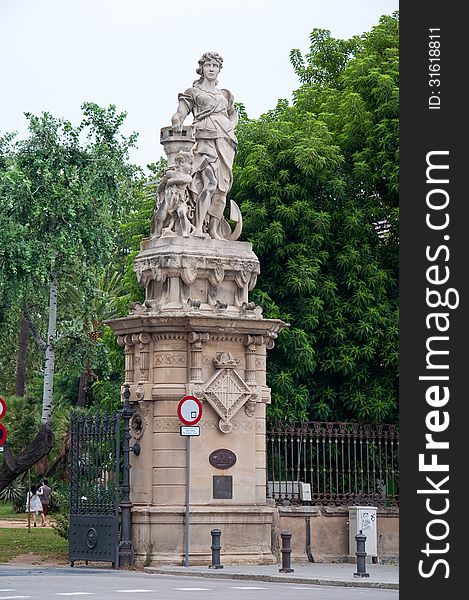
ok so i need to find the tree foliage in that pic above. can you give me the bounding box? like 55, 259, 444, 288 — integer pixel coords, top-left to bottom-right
0, 103, 137, 490
0, 103, 136, 289
231, 13, 399, 423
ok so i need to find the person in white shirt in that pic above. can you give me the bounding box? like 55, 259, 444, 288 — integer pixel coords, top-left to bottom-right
25, 484, 45, 527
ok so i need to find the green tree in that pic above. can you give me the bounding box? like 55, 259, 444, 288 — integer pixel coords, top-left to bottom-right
0, 103, 137, 490
231, 13, 399, 423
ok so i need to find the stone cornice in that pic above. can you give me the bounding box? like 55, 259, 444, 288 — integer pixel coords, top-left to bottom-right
106, 314, 288, 338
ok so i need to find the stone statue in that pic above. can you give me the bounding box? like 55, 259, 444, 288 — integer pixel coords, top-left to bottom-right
150, 150, 194, 238
152, 51, 242, 241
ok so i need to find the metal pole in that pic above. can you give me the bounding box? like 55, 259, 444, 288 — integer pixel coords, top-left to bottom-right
119, 384, 134, 567
184, 435, 191, 567
279, 530, 294, 573
27, 468, 31, 533
209, 529, 223, 569
354, 530, 369, 578
305, 515, 314, 562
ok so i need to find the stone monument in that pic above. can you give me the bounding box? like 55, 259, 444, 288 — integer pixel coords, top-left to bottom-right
107, 51, 287, 565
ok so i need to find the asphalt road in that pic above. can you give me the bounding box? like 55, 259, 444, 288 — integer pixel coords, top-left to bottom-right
0, 567, 398, 600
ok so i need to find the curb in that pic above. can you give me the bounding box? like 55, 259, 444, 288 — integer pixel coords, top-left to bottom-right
144, 567, 399, 590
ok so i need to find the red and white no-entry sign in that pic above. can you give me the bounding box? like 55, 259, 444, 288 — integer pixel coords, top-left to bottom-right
0, 397, 6, 420
177, 395, 202, 426
0, 396, 7, 445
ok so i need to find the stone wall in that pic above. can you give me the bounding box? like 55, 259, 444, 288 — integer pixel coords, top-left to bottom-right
274, 505, 399, 563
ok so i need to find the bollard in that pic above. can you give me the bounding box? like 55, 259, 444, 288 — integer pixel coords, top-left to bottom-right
354, 530, 370, 578
279, 530, 294, 573
209, 528, 223, 569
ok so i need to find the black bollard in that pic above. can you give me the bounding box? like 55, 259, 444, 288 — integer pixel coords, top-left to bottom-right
279, 530, 294, 573
354, 530, 370, 578
209, 528, 223, 569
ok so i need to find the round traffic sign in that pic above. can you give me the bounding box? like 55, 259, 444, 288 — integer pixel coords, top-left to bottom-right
0, 397, 6, 419
177, 395, 202, 426
0, 423, 7, 445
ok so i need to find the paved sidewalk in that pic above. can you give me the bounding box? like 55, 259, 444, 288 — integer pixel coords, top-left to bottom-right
0, 518, 56, 529
145, 562, 399, 590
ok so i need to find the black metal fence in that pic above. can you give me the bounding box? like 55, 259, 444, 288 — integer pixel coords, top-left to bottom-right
267, 422, 399, 508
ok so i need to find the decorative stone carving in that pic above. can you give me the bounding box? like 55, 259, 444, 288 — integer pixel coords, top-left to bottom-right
154, 353, 186, 366
200, 418, 254, 433
133, 240, 260, 316
244, 335, 263, 385
164, 51, 241, 242
117, 334, 137, 384
130, 401, 150, 439
212, 352, 240, 369
256, 419, 266, 433
129, 301, 147, 315
200, 357, 256, 433
255, 357, 266, 369
244, 400, 257, 417
135, 382, 145, 401
188, 332, 209, 383
137, 333, 151, 382
150, 150, 194, 239
153, 417, 180, 433
130, 412, 145, 439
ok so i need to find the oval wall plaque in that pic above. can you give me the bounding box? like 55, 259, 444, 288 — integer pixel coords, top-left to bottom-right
209, 448, 237, 470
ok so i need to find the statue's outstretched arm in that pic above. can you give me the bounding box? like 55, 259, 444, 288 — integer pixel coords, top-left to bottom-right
171, 100, 190, 133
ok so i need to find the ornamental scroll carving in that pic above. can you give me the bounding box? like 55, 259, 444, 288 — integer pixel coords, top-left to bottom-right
134, 253, 259, 304
130, 405, 149, 440
199, 352, 257, 433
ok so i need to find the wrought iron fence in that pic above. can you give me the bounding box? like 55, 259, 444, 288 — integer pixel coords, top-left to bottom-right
267, 422, 399, 508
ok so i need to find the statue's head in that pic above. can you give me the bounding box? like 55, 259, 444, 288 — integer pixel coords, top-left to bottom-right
196, 51, 223, 74
194, 52, 223, 86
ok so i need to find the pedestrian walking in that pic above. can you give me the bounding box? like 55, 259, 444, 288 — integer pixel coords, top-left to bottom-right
38, 479, 52, 526
25, 484, 45, 527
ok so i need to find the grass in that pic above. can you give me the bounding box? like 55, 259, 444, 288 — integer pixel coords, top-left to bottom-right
0, 527, 68, 563
0, 501, 27, 520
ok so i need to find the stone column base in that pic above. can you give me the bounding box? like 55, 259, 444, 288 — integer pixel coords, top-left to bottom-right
132, 504, 277, 566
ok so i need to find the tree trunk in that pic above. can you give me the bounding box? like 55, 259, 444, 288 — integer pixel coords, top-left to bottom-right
41, 270, 58, 425
77, 371, 88, 408
76, 362, 93, 408
15, 307, 30, 397
0, 424, 54, 492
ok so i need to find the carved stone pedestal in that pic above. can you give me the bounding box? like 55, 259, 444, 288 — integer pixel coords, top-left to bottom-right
134, 236, 261, 315
107, 236, 287, 565
107, 306, 285, 565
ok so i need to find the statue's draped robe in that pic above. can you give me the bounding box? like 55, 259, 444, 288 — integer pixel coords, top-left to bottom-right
178, 86, 237, 219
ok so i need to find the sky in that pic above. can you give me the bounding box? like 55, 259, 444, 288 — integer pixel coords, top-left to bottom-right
1, 0, 398, 171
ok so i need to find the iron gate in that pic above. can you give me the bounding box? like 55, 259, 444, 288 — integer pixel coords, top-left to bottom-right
69, 411, 122, 566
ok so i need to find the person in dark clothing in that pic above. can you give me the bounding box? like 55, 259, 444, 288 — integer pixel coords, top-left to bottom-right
38, 479, 52, 526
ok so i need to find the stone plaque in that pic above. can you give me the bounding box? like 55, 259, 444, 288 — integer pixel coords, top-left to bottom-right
213, 475, 233, 499
209, 448, 237, 470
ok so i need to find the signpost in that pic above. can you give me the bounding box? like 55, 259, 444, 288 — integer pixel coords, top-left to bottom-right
177, 395, 202, 567
0, 396, 7, 450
